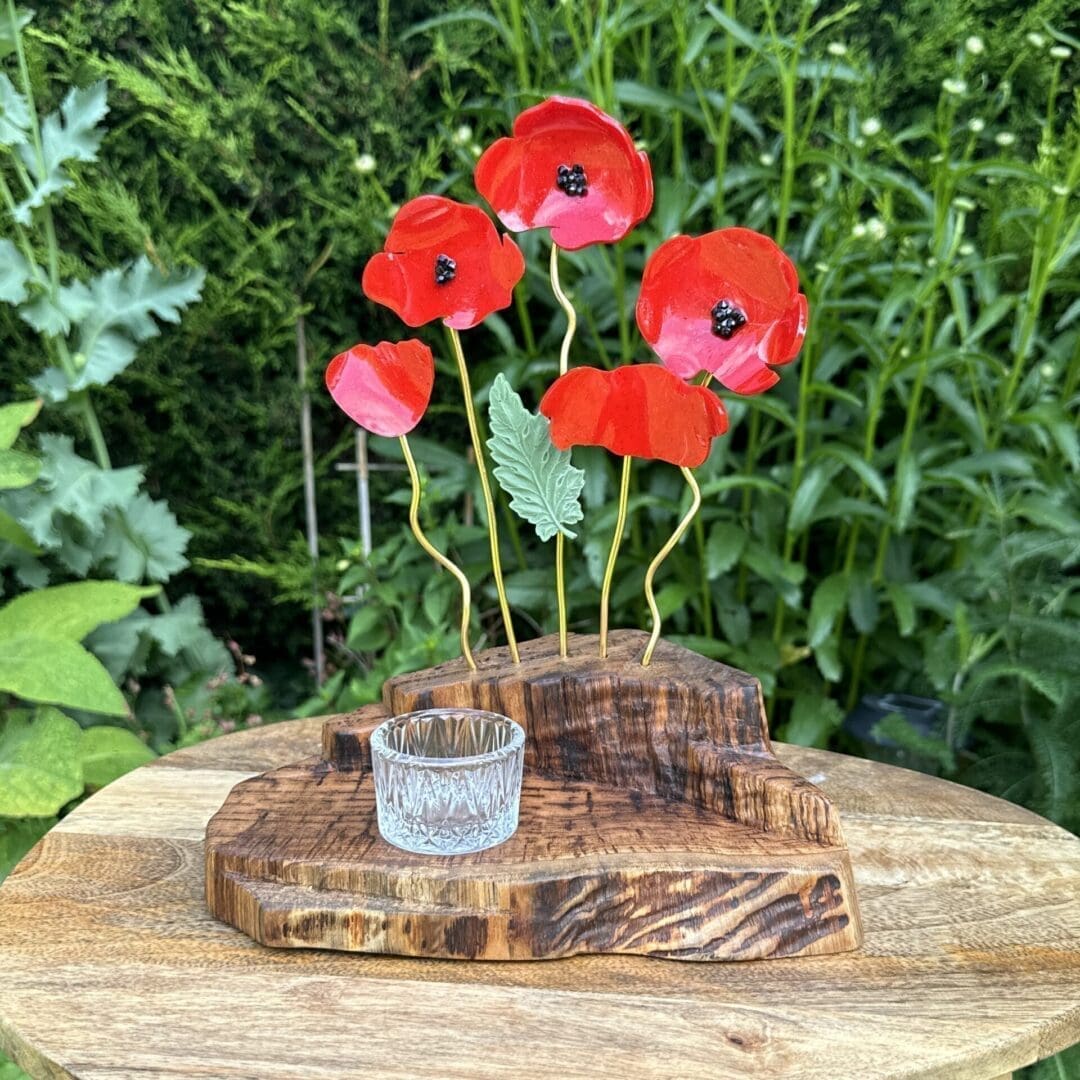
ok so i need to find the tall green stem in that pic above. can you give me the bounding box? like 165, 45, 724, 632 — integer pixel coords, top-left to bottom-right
599, 455, 632, 658
448, 328, 519, 662
401, 436, 476, 671
642, 467, 701, 667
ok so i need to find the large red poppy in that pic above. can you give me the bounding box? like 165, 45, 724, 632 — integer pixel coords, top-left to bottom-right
539, 364, 727, 468
362, 196, 525, 330
325, 339, 434, 438
636, 228, 808, 394
474, 97, 654, 251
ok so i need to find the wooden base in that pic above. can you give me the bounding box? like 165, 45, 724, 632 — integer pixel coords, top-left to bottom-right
205, 630, 862, 960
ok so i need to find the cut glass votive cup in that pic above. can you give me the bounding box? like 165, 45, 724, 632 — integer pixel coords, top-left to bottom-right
370, 708, 525, 855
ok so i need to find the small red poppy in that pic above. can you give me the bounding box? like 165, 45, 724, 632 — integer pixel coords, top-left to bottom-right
475, 96, 654, 251
636, 228, 808, 394
539, 364, 728, 468
325, 339, 434, 438
362, 196, 525, 330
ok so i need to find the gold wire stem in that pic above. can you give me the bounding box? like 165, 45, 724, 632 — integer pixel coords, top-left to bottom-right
400, 436, 476, 671
641, 466, 702, 668
549, 242, 577, 378
549, 242, 578, 658
448, 327, 520, 663
555, 533, 568, 658
599, 454, 632, 659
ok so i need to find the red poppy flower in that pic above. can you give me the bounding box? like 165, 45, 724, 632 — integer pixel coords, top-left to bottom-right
475, 96, 653, 251
636, 228, 808, 394
362, 196, 524, 330
325, 339, 434, 438
539, 364, 727, 468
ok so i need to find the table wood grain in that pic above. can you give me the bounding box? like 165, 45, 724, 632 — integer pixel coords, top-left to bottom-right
1, 717, 1079, 1079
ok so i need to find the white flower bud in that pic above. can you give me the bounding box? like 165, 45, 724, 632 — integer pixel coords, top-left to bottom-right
827, 42, 848, 57
1026, 32, 1046, 49
965, 36, 985, 56
942, 77, 967, 95
968, 117, 985, 133
995, 131, 1016, 147
860, 117, 882, 137
354, 153, 377, 175
1050, 45, 1072, 60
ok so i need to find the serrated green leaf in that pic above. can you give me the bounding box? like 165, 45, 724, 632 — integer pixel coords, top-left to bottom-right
81, 725, 156, 791
95, 493, 191, 582
0, 398, 40, 449
0, 707, 83, 816
14, 81, 109, 222
28, 259, 205, 402
705, 521, 747, 579
0, 72, 30, 145
487, 374, 584, 542
0, 581, 160, 642
0, 635, 127, 714
18, 279, 94, 337
0, 447, 40, 489
808, 572, 848, 647
0, 238, 31, 303
1, 434, 141, 545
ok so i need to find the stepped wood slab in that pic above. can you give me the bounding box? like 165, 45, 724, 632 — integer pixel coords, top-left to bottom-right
205, 630, 863, 960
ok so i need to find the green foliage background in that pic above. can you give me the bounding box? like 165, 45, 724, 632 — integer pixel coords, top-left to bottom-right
1, 0, 1079, 1073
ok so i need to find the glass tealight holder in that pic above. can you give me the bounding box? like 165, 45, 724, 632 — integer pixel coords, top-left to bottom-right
370, 708, 525, 856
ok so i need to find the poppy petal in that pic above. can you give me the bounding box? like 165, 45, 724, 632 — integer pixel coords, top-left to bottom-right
540, 365, 727, 468
362, 195, 524, 330
475, 96, 654, 251
325, 339, 434, 437
636, 228, 807, 393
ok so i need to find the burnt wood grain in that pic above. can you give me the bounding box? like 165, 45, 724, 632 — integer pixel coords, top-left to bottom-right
205, 630, 862, 960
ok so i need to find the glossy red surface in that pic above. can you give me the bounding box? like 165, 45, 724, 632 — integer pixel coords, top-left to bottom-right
539, 364, 728, 468
636, 228, 808, 394
475, 96, 654, 251
362, 196, 525, 330
324, 339, 434, 437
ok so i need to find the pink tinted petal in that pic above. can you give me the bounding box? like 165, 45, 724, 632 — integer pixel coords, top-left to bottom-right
325, 341, 433, 437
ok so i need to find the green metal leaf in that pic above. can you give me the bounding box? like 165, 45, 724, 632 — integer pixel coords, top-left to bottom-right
0, 707, 83, 816
487, 374, 584, 542
0, 635, 128, 715
0, 581, 160, 643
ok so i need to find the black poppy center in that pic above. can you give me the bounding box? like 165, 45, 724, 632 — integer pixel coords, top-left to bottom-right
711, 299, 747, 339
434, 253, 457, 285
556, 163, 588, 197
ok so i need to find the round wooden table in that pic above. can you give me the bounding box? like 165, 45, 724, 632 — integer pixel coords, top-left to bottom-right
1, 718, 1079, 1079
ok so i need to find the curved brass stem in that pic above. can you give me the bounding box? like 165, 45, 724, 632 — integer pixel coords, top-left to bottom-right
400, 436, 476, 671
641, 466, 702, 668
550, 242, 577, 378
599, 455, 632, 659
448, 327, 520, 662
549, 242, 579, 657
555, 533, 568, 657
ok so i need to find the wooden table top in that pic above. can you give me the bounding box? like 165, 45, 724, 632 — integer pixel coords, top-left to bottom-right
1, 717, 1078, 1079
